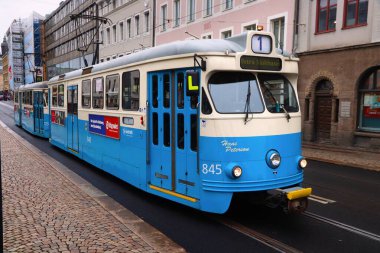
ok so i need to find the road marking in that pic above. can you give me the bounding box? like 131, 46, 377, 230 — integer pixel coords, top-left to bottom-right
308, 195, 336, 205
218, 218, 302, 253
0, 102, 13, 110
304, 211, 380, 242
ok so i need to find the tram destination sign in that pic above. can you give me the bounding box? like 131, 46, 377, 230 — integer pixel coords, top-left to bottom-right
240, 55, 282, 71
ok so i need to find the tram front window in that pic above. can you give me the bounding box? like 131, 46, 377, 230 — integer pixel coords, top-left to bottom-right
208, 72, 264, 113
258, 74, 299, 113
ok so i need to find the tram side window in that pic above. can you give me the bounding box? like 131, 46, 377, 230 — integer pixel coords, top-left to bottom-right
106, 74, 120, 110
52, 86, 58, 106
152, 75, 158, 108
122, 70, 140, 110
177, 73, 184, 109
163, 74, 170, 108
15, 92, 18, 103
43, 90, 49, 107
92, 77, 104, 109
58, 84, 64, 107
22, 92, 25, 104
82, 79, 91, 108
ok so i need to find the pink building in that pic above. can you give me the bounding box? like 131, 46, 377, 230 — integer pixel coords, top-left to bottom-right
155, 0, 296, 53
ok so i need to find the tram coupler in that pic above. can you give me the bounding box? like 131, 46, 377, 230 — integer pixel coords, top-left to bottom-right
265, 187, 312, 213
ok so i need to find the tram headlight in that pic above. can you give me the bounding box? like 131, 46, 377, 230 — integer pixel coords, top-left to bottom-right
232, 166, 243, 178
266, 150, 281, 169
298, 157, 308, 169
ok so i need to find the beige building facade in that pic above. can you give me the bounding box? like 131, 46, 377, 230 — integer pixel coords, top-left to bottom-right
97, 0, 153, 62
296, 0, 380, 149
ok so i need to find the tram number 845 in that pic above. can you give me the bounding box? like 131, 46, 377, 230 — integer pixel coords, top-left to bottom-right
202, 164, 222, 175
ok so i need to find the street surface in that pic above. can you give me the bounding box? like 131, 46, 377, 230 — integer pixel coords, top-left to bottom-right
1, 101, 380, 252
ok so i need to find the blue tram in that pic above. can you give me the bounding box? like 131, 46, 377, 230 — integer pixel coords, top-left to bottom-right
19, 31, 310, 213
14, 82, 50, 138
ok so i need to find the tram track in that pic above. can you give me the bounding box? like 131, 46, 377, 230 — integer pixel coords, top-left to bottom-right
216, 217, 302, 253
303, 211, 380, 242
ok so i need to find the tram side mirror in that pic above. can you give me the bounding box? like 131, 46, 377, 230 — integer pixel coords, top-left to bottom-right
186, 70, 199, 96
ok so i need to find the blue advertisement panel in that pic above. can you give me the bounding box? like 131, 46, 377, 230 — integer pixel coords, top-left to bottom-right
89, 114, 106, 136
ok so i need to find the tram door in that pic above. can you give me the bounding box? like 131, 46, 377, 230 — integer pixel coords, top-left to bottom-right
33, 91, 44, 134
67, 85, 79, 152
148, 70, 198, 197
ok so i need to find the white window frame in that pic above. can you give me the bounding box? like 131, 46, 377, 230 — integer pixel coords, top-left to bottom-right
220, 27, 233, 39
173, 0, 181, 27
144, 10, 150, 34
203, 0, 213, 17
201, 32, 213, 39
241, 19, 259, 33
161, 4, 168, 31
188, 0, 196, 23
267, 12, 288, 50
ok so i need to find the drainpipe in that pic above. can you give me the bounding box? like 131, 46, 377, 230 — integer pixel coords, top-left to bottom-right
152, 0, 156, 47
293, 0, 300, 55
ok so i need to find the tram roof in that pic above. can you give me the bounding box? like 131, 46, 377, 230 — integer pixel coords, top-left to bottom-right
17, 82, 48, 91
49, 33, 249, 82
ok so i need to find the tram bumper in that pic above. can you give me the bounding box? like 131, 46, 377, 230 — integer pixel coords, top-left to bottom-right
267, 186, 312, 213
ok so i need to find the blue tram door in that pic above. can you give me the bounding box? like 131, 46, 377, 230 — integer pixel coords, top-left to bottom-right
33, 91, 44, 134
148, 70, 199, 198
67, 85, 79, 152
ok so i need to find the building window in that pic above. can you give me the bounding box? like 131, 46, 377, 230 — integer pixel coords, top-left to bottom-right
174, 0, 180, 27
271, 17, 285, 49
202, 34, 212, 39
344, 0, 368, 28
244, 23, 257, 31
113, 25, 117, 42
188, 0, 195, 22
106, 27, 111, 44
161, 4, 168, 31
221, 30, 232, 38
225, 0, 233, 10
127, 19, 131, 38
358, 67, 380, 132
135, 15, 140, 35
316, 0, 337, 33
204, 0, 213, 16
144, 11, 150, 33
119, 22, 124, 40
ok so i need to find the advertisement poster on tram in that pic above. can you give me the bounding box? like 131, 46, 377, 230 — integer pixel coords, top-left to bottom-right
89, 114, 120, 139
363, 93, 380, 118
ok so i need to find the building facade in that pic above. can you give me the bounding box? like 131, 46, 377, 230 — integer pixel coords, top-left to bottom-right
5, 19, 24, 91
23, 12, 44, 84
97, 0, 154, 62
1, 52, 10, 98
154, 0, 297, 54
44, 0, 98, 79
297, 0, 380, 149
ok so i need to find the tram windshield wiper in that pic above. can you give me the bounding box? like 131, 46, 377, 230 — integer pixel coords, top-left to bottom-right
244, 81, 252, 124
262, 81, 291, 122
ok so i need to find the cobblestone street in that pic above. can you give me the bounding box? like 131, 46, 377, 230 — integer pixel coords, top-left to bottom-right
0, 123, 184, 253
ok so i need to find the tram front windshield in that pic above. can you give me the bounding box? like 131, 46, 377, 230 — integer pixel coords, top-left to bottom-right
207, 72, 299, 115
208, 72, 264, 113
258, 74, 299, 113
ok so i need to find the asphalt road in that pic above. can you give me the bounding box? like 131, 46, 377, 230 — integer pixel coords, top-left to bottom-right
1, 101, 380, 253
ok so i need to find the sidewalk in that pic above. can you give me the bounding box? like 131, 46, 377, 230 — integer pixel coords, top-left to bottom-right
0, 122, 185, 253
302, 142, 380, 172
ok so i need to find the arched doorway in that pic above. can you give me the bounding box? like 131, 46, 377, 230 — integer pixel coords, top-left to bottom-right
314, 80, 334, 142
